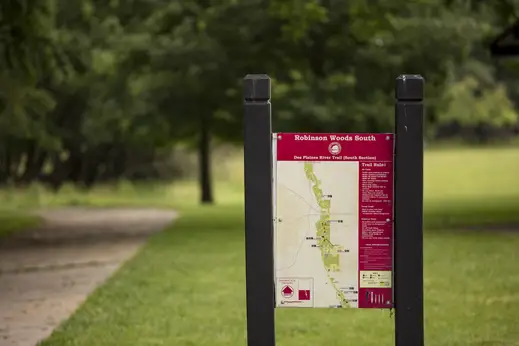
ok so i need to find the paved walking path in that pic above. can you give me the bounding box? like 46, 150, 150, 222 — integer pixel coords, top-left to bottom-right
0, 208, 176, 346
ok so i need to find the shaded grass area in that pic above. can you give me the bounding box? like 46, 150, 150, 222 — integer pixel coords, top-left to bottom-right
39, 146, 519, 346
0, 211, 41, 238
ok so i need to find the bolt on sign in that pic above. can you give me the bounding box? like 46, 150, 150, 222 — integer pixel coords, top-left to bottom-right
273, 133, 394, 308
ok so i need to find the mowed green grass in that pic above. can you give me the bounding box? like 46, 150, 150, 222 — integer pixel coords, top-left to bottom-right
424, 146, 519, 228
32, 146, 519, 346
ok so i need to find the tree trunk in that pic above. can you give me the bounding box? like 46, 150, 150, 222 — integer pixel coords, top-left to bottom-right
4, 148, 12, 183
80, 148, 99, 188
112, 145, 126, 180
67, 149, 83, 183
198, 112, 214, 204
44, 153, 65, 191
0, 147, 8, 185
19, 142, 47, 184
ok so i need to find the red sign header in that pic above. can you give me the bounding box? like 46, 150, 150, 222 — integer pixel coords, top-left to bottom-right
274, 133, 393, 162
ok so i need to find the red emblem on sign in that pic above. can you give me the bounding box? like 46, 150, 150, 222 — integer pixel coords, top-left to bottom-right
281, 285, 294, 298
328, 142, 341, 155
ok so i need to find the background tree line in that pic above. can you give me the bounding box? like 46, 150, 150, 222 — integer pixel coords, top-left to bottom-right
2, 0, 519, 203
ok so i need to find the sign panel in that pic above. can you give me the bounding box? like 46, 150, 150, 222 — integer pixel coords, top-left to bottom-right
273, 133, 394, 308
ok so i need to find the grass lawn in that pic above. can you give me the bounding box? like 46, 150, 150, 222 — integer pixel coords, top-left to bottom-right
30, 146, 519, 345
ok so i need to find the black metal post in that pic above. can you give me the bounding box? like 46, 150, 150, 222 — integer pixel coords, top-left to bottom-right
243, 74, 276, 346
394, 75, 425, 346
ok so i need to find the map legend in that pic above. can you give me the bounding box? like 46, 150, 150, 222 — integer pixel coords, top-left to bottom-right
276, 278, 314, 307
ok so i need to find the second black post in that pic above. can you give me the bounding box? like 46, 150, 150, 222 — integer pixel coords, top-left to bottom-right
394, 75, 425, 346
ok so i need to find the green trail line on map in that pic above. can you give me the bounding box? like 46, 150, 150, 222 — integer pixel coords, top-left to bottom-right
304, 162, 349, 308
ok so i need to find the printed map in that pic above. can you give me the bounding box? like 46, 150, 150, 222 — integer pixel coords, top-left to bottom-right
274, 160, 360, 308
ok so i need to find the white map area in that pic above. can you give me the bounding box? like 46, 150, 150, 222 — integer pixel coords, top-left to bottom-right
274, 160, 360, 308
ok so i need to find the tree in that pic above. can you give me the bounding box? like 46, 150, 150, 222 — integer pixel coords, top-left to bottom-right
1, 0, 518, 201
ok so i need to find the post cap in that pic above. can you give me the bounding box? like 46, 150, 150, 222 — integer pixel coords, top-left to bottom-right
244, 74, 271, 101
396, 75, 424, 101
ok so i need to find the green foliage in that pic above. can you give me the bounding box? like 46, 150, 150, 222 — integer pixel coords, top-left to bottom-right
0, 0, 57, 74
1, 0, 519, 192
441, 76, 519, 127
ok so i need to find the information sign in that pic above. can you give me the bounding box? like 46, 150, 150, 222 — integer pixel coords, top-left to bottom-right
273, 133, 394, 308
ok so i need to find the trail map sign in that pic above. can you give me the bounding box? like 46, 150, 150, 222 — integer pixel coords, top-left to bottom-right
273, 133, 394, 308
243, 74, 424, 346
